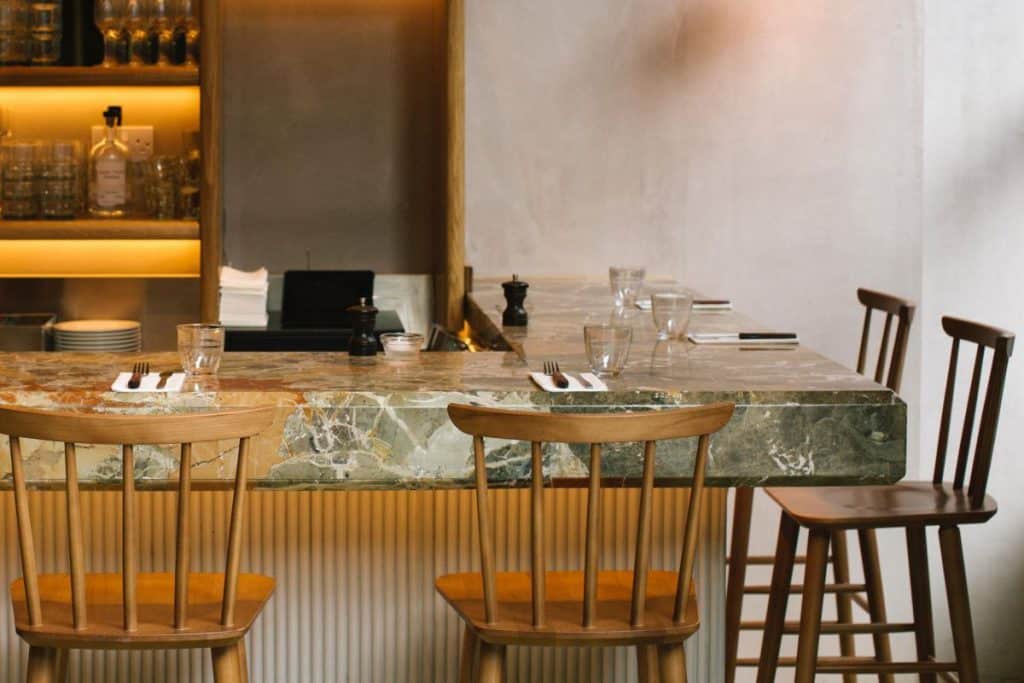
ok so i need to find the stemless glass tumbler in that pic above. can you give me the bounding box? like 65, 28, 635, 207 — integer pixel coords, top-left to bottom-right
177, 323, 224, 376
609, 266, 646, 308
584, 324, 632, 378
651, 291, 693, 340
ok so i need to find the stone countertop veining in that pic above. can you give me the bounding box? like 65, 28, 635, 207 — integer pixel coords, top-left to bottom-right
0, 277, 905, 489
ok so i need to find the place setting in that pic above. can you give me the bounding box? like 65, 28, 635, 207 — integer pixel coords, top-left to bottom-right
109, 323, 225, 392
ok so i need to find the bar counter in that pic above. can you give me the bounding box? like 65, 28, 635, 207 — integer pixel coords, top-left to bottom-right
0, 277, 905, 489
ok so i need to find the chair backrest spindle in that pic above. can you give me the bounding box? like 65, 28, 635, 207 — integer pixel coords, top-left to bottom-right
582, 443, 602, 627
221, 435, 251, 627
64, 442, 87, 630
9, 436, 42, 626
448, 402, 734, 632
529, 440, 545, 627
122, 444, 138, 631
174, 442, 193, 629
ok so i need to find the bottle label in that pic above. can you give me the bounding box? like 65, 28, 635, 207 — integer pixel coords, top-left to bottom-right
95, 158, 126, 208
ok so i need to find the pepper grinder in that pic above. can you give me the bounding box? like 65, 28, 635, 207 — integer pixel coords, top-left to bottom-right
502, 274, 529, 326
347, 296, 379, 356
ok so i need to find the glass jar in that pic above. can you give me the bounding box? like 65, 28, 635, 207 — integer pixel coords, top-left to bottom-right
39, 140, 81, 220
28, 0, 59, 65
146, 155, 181, 220
179, 130, 200, 219
0, 0, 29, 65
2, 139, 40, 219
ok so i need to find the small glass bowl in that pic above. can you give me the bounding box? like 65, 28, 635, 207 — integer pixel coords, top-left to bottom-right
381, 332, 424, 360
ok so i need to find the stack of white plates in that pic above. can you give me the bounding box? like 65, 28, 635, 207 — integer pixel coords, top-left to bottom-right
54, 320, 142, 352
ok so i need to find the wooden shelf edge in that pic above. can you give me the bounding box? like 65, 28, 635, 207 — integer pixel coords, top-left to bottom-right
0, 220, 200, 240
0, 66, 199, 87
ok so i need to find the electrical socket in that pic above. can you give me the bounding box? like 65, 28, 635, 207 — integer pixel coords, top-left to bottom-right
90, 125, 154, 161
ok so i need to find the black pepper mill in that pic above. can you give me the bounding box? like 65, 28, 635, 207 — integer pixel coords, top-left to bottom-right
502, 274, 529, 326
347, 296, 379, 356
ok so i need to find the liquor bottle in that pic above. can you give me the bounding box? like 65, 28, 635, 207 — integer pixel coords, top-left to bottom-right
88, 105, 129, 218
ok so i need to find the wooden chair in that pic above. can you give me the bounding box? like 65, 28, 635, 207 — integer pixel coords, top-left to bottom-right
725, 287, 915, 682
435, 401, 735, 683
2, 404, 277, 683
757, 316, 1013, 682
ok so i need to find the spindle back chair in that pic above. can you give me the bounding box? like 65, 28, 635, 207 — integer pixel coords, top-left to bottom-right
3, 405, 277, 683
758, 316, 1014, 682
725, 287, 916, 683
436, 402, 735, 683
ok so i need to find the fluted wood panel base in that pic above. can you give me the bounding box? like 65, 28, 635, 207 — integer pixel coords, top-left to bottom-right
0, 489, 725, 682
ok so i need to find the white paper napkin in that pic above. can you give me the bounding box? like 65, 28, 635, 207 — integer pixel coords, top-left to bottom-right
688, 333, 799, 346
529, 371, 608, 392
111, 372, 187, 392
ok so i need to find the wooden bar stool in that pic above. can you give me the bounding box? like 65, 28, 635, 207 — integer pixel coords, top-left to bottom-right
2, 404, 277, 683
435, 402, 736, 683
758, 316, 1013, 682
725, 288, 915, 681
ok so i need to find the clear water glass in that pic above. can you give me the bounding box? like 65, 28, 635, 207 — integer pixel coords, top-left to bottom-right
177, 323, 224, 376
651, 291, 693, 340
94, 0, 125, 66
39, 140, 82, 219
584, 324, 632, 378
609, 266, 646, 308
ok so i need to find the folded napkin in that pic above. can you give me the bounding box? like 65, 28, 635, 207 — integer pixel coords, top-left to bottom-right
111, 372, 187, 392
529, 371, 608, 392
688, 333, 799, 346
219, 265, 269, 292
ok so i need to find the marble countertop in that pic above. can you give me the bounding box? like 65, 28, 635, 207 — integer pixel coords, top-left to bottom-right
0, 277, 905, 489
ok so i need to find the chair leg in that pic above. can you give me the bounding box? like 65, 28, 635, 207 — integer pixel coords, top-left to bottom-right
939, 526, 980, 683
906, 526, 937, 683
829, 529, 858, 683
637, 645, 661, 683
756, 512, 800, 683
794, 528, 830, 683
859, 528, 895, 683
26, 647, 59, 683
237, 640, 249, 683
211, 643, 245, 683
459, 625, 479, 683
724, 487, 753, 683
477, 641, 506, 683
54, 649, 68, 683
658, 643, 687, 683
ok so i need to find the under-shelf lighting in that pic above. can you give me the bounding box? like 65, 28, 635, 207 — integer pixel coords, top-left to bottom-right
0, 239, 199, 277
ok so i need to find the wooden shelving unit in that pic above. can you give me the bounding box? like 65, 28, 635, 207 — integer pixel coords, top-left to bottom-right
0, 219, 199, 240
0, 66, 199, 87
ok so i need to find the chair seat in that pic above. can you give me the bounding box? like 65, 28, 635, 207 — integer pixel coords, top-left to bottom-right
766, 481, 998, 529
435, 570, 699, 647
11, 572, 275, 650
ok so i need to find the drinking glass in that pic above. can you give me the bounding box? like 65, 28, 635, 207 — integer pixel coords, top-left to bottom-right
177, 323, 224, 376
125, 0, 150, 65
584, 324, 632, 378
150, 0, 174, 65
651, 291, 693, 340
179, 130, 200, 218
39, 140, 81, 219
609, 266, 646, 308
0, 0, 28, 65
94, 0, 125, 67
2, 139, 40, 219
28, 1, 59, 65
147, 155, 181, 219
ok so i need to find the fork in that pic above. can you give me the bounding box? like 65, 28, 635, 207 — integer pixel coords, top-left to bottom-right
543, 360, 570, 389
127, 362, 149, 389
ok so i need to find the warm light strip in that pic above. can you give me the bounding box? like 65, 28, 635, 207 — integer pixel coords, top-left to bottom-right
0, 239, 199, 277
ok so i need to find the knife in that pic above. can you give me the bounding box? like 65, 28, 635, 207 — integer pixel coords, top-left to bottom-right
693, 299, 731, 306
156, 370, 174, 389
738, 332, 798, 340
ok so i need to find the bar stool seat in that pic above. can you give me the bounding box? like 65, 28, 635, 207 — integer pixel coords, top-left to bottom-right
11, 572, 275, 649
766, 482, 997, 529
436, 570, 699, 646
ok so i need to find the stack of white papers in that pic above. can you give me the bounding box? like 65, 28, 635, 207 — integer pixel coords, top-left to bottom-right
219, 266, 269, 328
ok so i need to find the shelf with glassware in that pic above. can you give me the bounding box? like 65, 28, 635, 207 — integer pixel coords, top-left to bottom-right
0, 218, 197, 239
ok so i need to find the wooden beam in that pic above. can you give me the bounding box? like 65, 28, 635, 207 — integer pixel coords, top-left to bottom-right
443, 0, 466, 331
199, 0, 223, 323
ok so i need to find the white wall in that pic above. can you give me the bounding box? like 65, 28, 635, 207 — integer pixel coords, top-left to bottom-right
468, 0, 1024, 679
923, 2, 1024, 678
